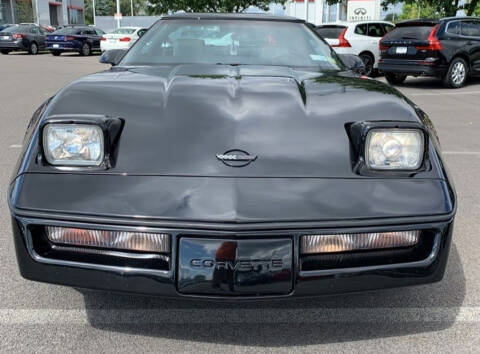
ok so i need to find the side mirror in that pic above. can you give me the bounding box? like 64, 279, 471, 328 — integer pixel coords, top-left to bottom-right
338, 54, 366, 75
99, 49, 128, 66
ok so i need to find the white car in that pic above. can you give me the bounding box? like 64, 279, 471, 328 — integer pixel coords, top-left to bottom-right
100, 27, 148, 51
315, 21, 395, 76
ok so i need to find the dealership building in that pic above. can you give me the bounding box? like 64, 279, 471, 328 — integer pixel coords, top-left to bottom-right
0, 0, 84, 26
285, 0, 383, 25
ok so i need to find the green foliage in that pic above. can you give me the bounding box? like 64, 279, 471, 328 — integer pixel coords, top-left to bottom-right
473, 2, 480, 16
85, 0, 111, 24
145, 0, 285, 15
398, 3, 439, 20
326, 0, 480, 17
381, 0, 479, 17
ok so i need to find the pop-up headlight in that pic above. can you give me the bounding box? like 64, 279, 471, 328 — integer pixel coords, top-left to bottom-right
43, 124, 104, 166
366, 129, 424, 170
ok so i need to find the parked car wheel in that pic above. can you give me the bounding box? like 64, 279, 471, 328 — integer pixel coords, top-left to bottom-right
0, 50, 10, 55
51, 51, 61, 56
385, 73, 407, 85
359, 53, 375, 77
29, 42, 38, 55
80, 43, 91, 56
443, 57, 468, 88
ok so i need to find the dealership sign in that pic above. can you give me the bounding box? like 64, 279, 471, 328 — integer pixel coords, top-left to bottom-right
347, 0, 377, 21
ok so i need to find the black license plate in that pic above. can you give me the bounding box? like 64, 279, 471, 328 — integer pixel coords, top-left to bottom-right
177, 237, 293, 296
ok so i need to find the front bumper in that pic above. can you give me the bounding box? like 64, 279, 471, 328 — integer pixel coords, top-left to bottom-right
12, 215, 454, 299
379, 59, 446, 77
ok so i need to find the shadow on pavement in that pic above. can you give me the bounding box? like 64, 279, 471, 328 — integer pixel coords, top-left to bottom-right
81, 243, 465, 347
8, 51, 101, 57
395, 76, 480, 90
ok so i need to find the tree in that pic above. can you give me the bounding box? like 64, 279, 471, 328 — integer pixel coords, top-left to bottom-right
398, 3, 439, 20
474, 2, 480, 16
325, 0, 479, 17
85, 0, 112, 24
146, 0, 286, 15
380, 0, 479, 17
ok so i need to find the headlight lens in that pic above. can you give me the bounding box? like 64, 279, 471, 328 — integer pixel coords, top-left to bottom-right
366, 129, 424, 170
45, 226, 170, 253
301, 231, 420, 254
43, 124, 104, 166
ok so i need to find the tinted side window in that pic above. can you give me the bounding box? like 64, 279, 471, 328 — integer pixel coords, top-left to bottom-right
368, 23, 384, 37
462, 21, 480, 37
83, 29, 96, 35
447, 21, 462, 35
383, 24, 394, 34
355, 24, 367, 35
95, 28, 105, 35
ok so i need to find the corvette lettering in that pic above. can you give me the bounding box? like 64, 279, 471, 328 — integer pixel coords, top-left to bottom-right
190, 259, 283, 271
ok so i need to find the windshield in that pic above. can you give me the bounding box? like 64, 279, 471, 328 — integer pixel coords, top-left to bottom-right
121, 19, 343, 70
383, 25, 435, 40
113, 28, 137, 34
315, 26, 346, 39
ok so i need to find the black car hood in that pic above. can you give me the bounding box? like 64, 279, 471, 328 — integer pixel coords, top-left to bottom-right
40, 64, 425, 178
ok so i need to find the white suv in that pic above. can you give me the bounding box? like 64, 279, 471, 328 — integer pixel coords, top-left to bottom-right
315, 21, 395, 76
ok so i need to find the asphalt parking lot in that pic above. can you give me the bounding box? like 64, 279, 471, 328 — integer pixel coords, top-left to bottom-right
1, 52, 479, 353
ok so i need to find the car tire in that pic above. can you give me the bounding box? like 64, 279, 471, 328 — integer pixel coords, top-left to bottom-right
0, 50, 10, 55
80, 43, 91, 56
359, 53, 375, 77
29, 42, 38, 55
51, 51, 61, 56
443, 57, 468, 89
385, 73, 407, 85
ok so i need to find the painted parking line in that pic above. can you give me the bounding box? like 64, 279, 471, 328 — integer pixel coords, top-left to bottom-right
9, 144, 22, 149
409, 91, 480, 97
0, 307, 479, 324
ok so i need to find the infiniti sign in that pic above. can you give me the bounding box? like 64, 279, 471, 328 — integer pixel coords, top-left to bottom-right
354, 8, 367, 15
347, 0, 377, 22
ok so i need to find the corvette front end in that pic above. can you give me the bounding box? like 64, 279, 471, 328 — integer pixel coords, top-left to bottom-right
8, 14, 456, 299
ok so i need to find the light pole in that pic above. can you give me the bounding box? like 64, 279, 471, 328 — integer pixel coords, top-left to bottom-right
9, 0, 15, 23
93, 0, 96, 25
116, 0, 121, 28
34, 0, 40, 25
131, 0, 134, 16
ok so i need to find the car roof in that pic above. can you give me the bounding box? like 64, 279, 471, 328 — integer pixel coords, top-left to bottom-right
161, 12, 303, 23
441, 16, 479, 21
395, 19, 440, 27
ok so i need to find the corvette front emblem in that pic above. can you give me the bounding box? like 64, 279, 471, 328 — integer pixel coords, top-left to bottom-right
216, 149, 257, 167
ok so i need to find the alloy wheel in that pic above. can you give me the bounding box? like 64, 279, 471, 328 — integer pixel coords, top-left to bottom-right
30, 43, 38, 55
451, 61, 466, 86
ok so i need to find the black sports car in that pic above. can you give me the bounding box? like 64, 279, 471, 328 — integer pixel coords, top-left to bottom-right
9, 14, 456, 299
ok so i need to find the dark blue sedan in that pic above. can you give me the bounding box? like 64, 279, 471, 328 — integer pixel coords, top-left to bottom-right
46, 25, 105, 56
